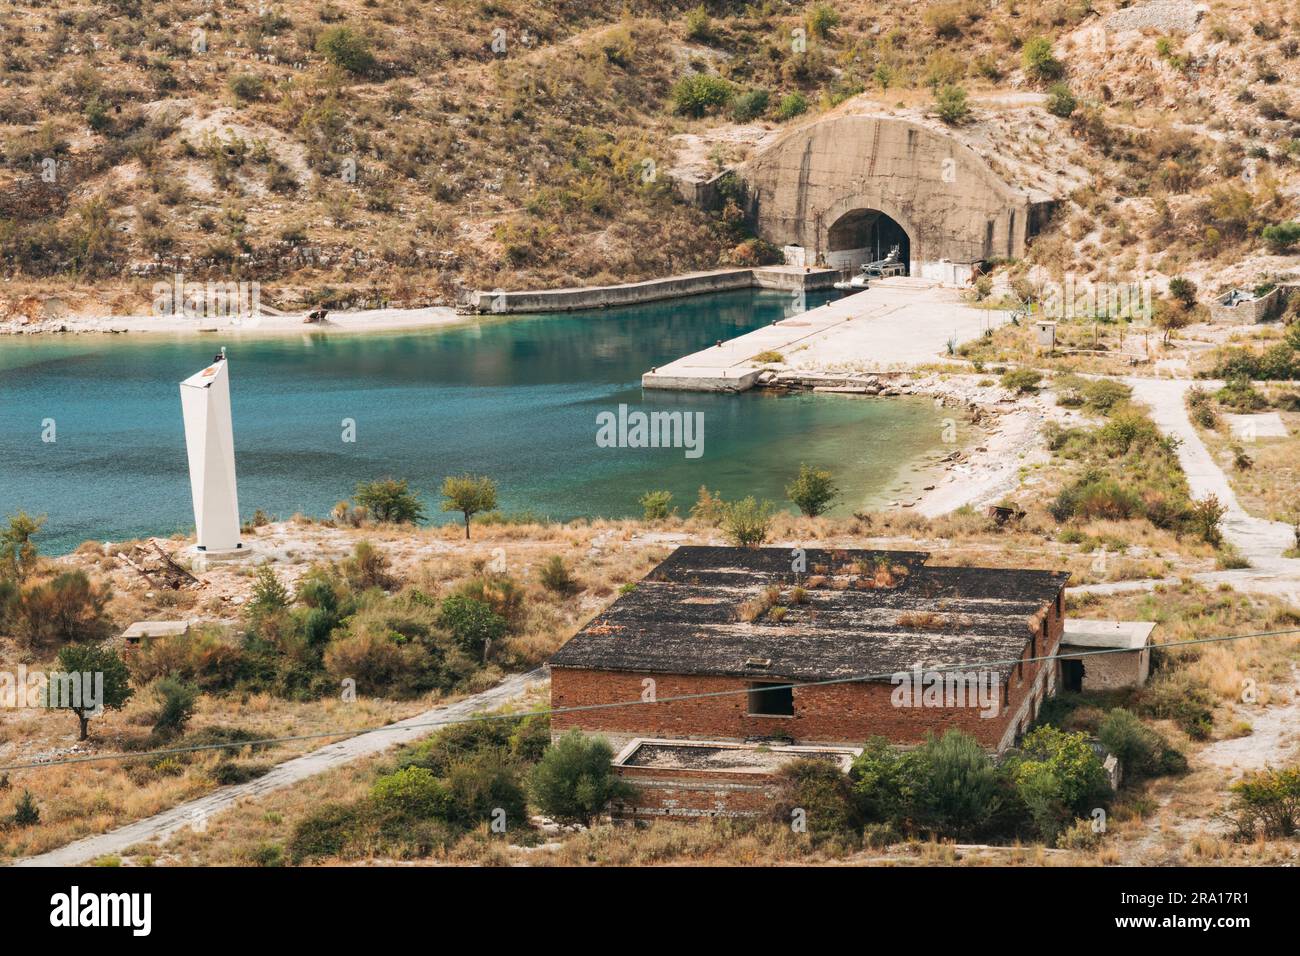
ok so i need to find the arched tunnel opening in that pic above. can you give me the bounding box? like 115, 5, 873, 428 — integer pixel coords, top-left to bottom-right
825, 209, 910, 273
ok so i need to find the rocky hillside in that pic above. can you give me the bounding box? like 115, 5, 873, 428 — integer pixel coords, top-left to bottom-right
0, 0, 1297, 317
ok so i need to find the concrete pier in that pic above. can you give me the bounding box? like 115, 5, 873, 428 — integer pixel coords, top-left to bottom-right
643, 278, 1007, 392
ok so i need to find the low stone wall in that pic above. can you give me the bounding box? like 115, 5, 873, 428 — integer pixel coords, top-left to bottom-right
469, 267, 839, 314
1209, 287, 1282, 325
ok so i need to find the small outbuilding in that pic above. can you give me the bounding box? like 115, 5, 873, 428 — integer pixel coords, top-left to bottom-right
121, 620, 190, 650
1058, 620, 1155, 691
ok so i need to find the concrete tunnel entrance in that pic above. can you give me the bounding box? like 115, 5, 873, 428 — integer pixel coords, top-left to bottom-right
825, 208, 910, 273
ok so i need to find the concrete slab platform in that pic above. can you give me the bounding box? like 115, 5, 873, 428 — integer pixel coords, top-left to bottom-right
1224, 412, 1289, 440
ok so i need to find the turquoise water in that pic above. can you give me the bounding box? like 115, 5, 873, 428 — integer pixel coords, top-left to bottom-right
0, 290, 945, 554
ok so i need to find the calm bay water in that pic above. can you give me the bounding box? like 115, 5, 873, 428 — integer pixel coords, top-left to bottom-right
0, 289, 944, 554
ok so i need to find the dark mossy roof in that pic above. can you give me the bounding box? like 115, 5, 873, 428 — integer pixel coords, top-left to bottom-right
549, 546, 1069, 682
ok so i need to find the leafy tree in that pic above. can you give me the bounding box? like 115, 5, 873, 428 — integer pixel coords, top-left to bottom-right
720, 496, 776, 547
353, 478, 425, 524
639, 490, 675, 521
0, 511, 44, 582
439, 594, 506, 657
48, 643, 133, 740
441, 752, 528, 831
440, 474, 497, 539
1167, 276, 1198, 308
1154, 299, 1190, 344
12, 571, 114, 649
934, 84, 970, 124
152, 676, 198, 738
786, 463, 839, 517
529, 731, 633, 826
316, 26, 375, 75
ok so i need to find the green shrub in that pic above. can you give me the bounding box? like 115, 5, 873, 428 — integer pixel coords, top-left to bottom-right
152, 676, 198, 738
785, 462, 839, 517
440, 752, 528, 830
1187, 494, 1226, 546
227, 73, 266, 101
11, 790, 39, 827
1168, 276, 1198, 308
775, 91, 808, 120
934, 84, 970, 124
529, 731, 633, 825
1022, 36, 1063, 81
439, 594, 506, 656
1226, 767, 1300, 839
288, 802, 363, 862
684, 5, 714, 43
0, 511, 44, 582
850, 737, 911, 823
316, 26, 375, 75
639, 490, 675, 521
1138, 673, 1215, 740
439, 474, 496, 539
539, 555, 577, 594
1009, 726, 1110, 842
1261, 221, 1300, 253
1098, 708, 1187, 780
1046, 83, 1076, 117
1001, 367, 1042, 393
731, 88, 770, 122
340, 540, 397, 591
907, 730, 1006, 839
720, 496, 777, 547
771, 757, 860, 839
807, 3, 841, 39
670, 74, 733, 117
372, 766, 449, 818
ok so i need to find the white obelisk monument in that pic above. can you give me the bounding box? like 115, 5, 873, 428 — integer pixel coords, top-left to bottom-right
179, 352, 250, 566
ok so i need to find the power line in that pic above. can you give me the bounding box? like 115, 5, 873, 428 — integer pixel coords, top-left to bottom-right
4, 625, 1299, 774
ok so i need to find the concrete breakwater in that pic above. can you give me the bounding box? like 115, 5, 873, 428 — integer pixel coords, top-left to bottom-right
468, 265, 839, 314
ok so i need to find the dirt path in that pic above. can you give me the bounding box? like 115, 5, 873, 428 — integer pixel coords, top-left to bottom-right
9, 669, 547, 867
1126, 377, 1297, 572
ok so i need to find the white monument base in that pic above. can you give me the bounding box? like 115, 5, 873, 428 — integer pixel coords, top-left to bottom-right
188, 543, 255, 572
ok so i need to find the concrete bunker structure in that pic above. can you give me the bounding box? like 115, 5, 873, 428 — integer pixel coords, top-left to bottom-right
723, 114, 1058, 284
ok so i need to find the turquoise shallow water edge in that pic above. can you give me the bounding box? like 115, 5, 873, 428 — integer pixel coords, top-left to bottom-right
0, 289, 946, 554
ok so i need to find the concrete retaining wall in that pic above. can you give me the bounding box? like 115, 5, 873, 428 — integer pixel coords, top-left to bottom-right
470, 267, 840, 314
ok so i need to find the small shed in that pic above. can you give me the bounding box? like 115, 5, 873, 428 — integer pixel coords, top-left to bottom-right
121, 620, 190, 650
1059, 620, 1155, 691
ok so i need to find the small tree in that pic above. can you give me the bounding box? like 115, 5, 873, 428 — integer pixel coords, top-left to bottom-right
639, 490, 675, 521
0, 511, 45, 582
806, 2, 840, 39
908, 730, 1004, 839
48, 643, 133, 740
152, 676, 198, 738
529, 731, 633, 826
12, 790, 39, 827
353, 478, 425, 524
1187, 494, 1227, 546
720, 496, 776, 547
1167, 276, 1198, 308
1154, 299, 1190, 344
247, 565, 290, 621
934, 84, 970, 124
1262, 221, 1300, 254
440, 474, 497, 539
670, 74, 733, 118
786, 463, 839, 517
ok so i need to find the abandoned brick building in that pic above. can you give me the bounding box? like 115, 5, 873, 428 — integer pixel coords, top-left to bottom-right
548, 546, 1071, 818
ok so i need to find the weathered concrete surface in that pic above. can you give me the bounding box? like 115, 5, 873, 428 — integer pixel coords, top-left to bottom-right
471, 266, 839, 314
643, 278, 1008, 390
733, 114, 1053, 274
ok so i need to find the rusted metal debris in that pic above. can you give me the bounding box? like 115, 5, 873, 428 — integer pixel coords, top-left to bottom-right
116, 541, 204, 591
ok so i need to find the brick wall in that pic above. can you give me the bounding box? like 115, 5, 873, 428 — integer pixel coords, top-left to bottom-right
612, 766, 781, 819
552, 588, 1066, 754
